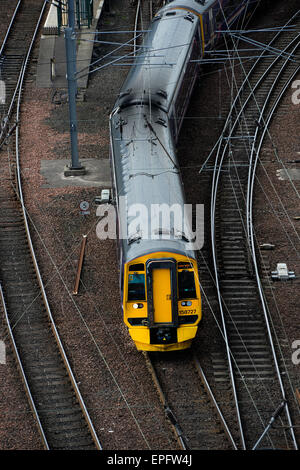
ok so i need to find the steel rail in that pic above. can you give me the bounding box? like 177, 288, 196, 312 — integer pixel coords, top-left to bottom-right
0, 0, 22, 57
246, 33, 300, 240
2, 0, 102, 450
210, 11, 300, 450
143, 352, 189, 450
246, 50, 300, 451
193, 354, 238, 450
0, 59, 24, 148
144, 351, 239, 450
0, 283, 50, 450
203, 9, 300, 176
0, 0, 24, 147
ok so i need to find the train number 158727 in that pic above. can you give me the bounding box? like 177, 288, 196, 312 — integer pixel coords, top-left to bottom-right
179, 309, 196, 315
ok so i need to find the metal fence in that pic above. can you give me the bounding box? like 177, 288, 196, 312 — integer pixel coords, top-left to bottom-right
57, 0, 94, 33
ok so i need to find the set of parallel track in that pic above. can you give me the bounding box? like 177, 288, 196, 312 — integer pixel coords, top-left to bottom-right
210, 10, 300, 450
0, 0, 101, 450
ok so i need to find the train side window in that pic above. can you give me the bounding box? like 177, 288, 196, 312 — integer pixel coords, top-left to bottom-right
178, 270, 196, 299
128, 273, 146, 301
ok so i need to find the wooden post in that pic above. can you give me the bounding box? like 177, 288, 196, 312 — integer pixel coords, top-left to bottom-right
73, 234, 87, 295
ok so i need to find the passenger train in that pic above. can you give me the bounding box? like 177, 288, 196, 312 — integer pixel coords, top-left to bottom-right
109, 0, 260, 351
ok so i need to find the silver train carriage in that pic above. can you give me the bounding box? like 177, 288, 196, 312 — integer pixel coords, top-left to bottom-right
109, 0, 260, 351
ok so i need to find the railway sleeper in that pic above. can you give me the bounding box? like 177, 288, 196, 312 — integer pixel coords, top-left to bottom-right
226, 327, 267, 335
0, 248, 31, 257
11, 325, 51, 338
222, 285, 257, 291
36, 398, 78, 411
5, 304, 46, 317
0, 274, 37, 283
41, 409, 89, 422
31, 377, 72, 388
26, 365, 69, 377
43, 423, 92, 438
41, 419, 90, 434
29, 380, 76, 395
49, 438, 96, 450
44, 428, 94, 443
222, 291, 257, 297
36, 384, 77, 398
219, 272, 251, 278
0, 258, 34, 266
4, 284, 41, 293
226, 320, 266, 327
230, 344, 271, 353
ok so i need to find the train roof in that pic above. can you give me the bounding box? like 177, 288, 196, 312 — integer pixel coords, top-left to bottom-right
110, 105, 197, 263
114, 7, 199, 113
159, 0, 219, 16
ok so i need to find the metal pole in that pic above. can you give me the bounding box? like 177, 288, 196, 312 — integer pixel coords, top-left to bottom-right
68, 0, 76, 30
64, 1, 85, 175
63, 0, 85, 175
64, 27, 83, 173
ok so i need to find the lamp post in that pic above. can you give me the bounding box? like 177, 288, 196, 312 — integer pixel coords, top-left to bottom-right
64, 0, 86, 176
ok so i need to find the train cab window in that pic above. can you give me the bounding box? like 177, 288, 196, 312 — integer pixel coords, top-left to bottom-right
128, 273, 146, 301
129, 263, 145, 271
178, 270, 196, 299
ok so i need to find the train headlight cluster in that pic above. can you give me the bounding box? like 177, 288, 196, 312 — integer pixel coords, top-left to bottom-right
133, 303, 144, 309
181, 301, 192, 307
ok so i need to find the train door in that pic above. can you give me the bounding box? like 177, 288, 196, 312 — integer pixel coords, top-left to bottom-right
152, 268, 172, 323
146, 259, 178, 344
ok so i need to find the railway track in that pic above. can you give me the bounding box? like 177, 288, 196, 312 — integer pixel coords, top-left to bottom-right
210, 9, 300, 450
0, 0, 101, 450
144, 350, 237, 450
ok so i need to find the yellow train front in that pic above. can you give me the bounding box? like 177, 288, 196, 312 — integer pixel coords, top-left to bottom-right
123, 253, 201, 352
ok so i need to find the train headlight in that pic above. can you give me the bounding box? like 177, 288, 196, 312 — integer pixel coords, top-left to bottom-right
133, 303, 144, 309
181, 301, 192, 307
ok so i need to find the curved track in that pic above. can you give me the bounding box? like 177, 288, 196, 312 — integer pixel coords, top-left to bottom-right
210, 10, 300, 450
0, 0, 101, 450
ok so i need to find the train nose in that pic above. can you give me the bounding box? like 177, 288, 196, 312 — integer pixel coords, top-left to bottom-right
150, 326, 177, 344
157, 328, 172, 342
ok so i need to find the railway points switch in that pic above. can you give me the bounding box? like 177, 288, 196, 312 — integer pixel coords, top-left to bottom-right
271, 263, 295, 280
94, 189, 110, 205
